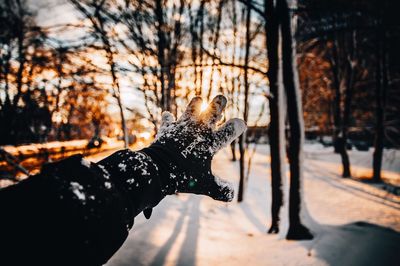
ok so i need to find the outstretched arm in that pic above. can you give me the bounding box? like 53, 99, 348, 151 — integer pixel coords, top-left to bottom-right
0, 95, 245, 266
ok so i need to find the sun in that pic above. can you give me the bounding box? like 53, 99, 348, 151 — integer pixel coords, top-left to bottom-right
200, 101, 209, 113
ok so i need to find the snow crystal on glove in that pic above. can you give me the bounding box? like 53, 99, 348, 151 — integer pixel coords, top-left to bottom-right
70, 182, 86, 201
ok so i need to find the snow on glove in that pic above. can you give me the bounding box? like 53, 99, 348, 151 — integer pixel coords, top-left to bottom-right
142, 95, 246, 202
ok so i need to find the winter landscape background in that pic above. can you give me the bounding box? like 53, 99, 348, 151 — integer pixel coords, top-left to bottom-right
100, 144, 400, 266
1, 0, 399, 265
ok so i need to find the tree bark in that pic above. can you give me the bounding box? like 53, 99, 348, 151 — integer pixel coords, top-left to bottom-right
265, 0, 283, 234
278, 0, 313, 240
330, 34, 342, 154
372, 12, 387, 182
230, 140, 237, 161
237, 0, 252, 202
206, 0, 224, 101
155, 0, 169, 111
13, 18, 26, 106
330, 32, 351, 178
198, 0, 206, 96
339, 32, 356, 178
102, 28, 129, 149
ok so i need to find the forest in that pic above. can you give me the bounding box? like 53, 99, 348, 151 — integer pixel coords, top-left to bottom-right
0, 0, 399, 265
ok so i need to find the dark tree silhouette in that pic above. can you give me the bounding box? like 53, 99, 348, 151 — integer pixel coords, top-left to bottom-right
278, 0, 313, 240
372, 2, 388, 182
264, 0, 284, 234
238, 0, 252, 202
70, 0, 129, 148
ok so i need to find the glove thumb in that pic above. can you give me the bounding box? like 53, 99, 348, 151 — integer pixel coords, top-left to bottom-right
208, 175, 234, 202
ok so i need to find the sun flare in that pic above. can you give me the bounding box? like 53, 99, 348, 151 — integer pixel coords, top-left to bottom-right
200, 101, 209, 113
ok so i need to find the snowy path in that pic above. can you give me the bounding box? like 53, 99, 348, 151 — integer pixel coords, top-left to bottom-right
105, 145, 400, 266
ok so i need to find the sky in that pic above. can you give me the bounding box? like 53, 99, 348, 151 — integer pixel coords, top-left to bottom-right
28, 0, 269, 126
29, 0, 148, 120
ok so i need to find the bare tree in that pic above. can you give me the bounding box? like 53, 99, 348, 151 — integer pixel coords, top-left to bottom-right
237, 0, 252, 202
372, 5, 388, 182
264, 0, 284, 234
70, 0, 129, 148
278, 0, 313, 240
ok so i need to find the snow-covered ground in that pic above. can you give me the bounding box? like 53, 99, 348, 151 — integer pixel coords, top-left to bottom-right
95, 144, 400, 266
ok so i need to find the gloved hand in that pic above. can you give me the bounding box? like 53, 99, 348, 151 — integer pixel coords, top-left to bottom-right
142, 95, 246, 202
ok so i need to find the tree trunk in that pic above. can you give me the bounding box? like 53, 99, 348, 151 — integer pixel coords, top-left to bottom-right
115, 88, 129, 148
373, 14, 387, 182
237, 0, 252, 203
330, 34, 342, 154
155, 0, 169, 111
330, 32, 351, 178
230, 140, 237, 161
189, 4, 198, 94
104, 36, 129, 149
340, 31, 357, 178
338, 55, 354, 178
229, 0, 238, 164
265, 0, 283, 234
238, 136, 246, 202
13, 27, 26, 106
278, 0, 313, 240
69, 0, 129, 148
206, 0, 224, 101
337, 137, 351, 177
198, 0, 205, 96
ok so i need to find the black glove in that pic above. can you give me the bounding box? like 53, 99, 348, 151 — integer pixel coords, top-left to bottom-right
97, 95, 246, 221
142, 95, 246, 202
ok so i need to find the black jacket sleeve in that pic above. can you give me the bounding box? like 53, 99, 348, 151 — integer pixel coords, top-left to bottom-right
0, 150, 166, 266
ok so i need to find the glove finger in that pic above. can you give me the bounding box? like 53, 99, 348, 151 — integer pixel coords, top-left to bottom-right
160, 111, 175, 130
213, 118, 247, 153
156, 111, 176, 139
179, 96, 202, 122
200, 95, 227, 128
208, 175, 234, 202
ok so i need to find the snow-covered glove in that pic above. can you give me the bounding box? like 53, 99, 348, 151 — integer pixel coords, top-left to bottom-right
142, 95, 246, 202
